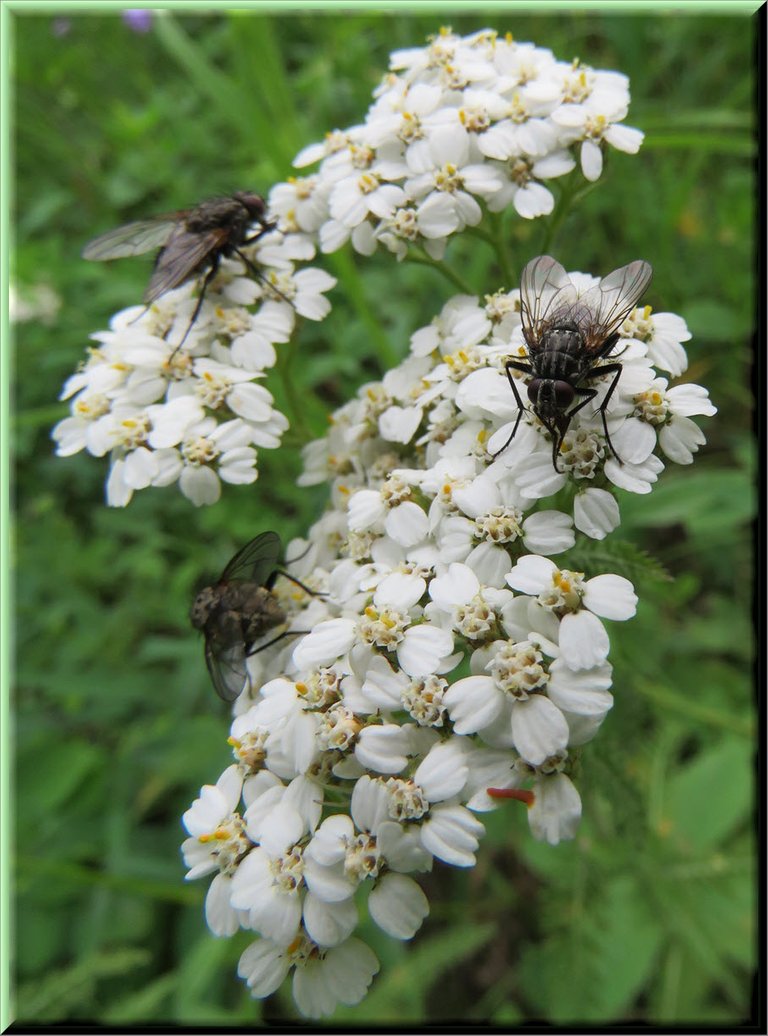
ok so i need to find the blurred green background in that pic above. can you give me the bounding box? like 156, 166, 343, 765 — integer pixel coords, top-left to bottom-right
10, 7, 756, 1027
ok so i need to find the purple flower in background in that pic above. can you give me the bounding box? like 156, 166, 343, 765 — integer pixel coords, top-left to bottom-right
122, 9, 153, 33
51, 18, 72, 37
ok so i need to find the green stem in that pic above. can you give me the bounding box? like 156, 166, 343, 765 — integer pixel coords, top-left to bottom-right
404, 250, 475, 295
488, 210, 516, 287
539, 171, 581, 255
277, 333, 310, 440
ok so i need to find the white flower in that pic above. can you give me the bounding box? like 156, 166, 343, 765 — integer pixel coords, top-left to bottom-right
506, 555, 636, 670
181, 766, 250, 937
239, 933, 379, 1018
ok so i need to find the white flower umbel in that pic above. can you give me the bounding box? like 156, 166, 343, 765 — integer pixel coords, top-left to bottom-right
275, 27, 645, 261
172, 246, 713, 1015
54, 229, 334, 506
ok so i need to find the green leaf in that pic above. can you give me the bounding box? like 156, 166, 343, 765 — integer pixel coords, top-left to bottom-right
334, 923, 495, 1022
17, 737, 106, 815
102, 971, 177, 1023
662, 738, 752, 853
568, 538, 672, 585
683, 299, 752, 340
619, 469, 755, 536
589, 877, 663, 1016
15, 947, 149, 1021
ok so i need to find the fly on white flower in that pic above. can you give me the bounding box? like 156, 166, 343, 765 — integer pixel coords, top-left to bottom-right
492, 255, 653, 471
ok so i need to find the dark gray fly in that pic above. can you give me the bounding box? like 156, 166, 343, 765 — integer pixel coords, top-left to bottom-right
496, 255, 653, 470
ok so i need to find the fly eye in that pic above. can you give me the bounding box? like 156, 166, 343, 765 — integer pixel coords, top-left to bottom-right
527, 378, 542, 403
554, 381, 574, 407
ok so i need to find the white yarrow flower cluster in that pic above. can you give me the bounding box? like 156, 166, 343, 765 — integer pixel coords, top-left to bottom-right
271, 27, 644, 260
53, 229, 335, 506
180, 257, 713, 1016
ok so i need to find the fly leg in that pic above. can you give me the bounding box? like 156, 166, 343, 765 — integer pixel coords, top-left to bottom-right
246, 629, 304, 656
489, 359, 531, 458
265, 568, 328, 599
233, 247, 294, 307
168, 255, 221, 359
568, 362, 624, 463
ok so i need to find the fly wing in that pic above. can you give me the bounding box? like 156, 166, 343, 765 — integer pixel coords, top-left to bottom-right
205, 638, 249, 702
221, 531, 283, 587
519, 255, 579, 352
579, 260, 653, 352
82, 217, 180, 260
144, 224, 229, 302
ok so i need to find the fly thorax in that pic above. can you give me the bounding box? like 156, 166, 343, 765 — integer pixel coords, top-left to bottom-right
242, 587, 286, 638
539, 325, 584, 371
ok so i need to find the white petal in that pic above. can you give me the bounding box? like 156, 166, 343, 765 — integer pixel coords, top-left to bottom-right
347, 489, 386, 532
374, 571, 426, 611
429, 563, 480, 610
397, 624, 454, 678
582, 574, 637, 620
179, 465, 220, 506
558, 610, 610, 670
351, 774, 392, 833
420, 804, 484, 867
506, 554, 556, 594
573, 488, 620, 540
303, 857, 357, 905
379, 404, 423, 444
443, 676, 502, 735
509, 695, 569, 765
204, 873, 241, 936
521, 511, 575, 554
580, 139, 603, 181
528, 773, 582, 845
414, 739, 467, 802
384, 500, 429, 547
303, 891, 357, 947
355, 724, 410, 774
306, 814, 354, 866
547, 659, 614, 715
320, 937, 380, 1007
292, 618, 357, 669
368, 873, 429, 939
238, 939, 291, 998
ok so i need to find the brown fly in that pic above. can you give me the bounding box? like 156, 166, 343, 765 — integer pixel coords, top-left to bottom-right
82, 192, 274, 348
190, 532, 313, 703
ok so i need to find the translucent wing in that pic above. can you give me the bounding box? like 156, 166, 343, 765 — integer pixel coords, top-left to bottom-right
519, 255, 578, 351
221, 532, 283, 586
82, 217, 181, 260
143, 224, 229, 302
579, 260, 653, 351
205, 639, 248, 702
